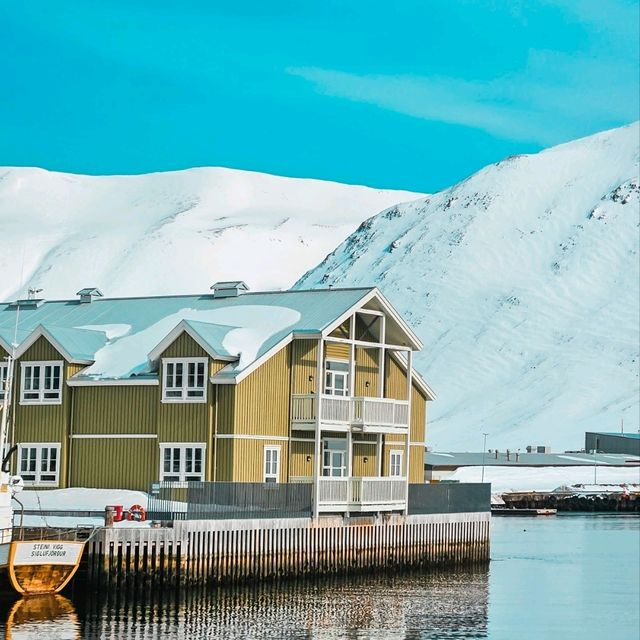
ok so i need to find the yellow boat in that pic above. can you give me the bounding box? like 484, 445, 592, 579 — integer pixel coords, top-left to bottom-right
7, 529, 86, 595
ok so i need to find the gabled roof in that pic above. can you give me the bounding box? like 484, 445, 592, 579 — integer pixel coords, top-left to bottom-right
1, 288, 376, 379
0, 288, 432, 390
14, 324, 108, 364
148, 319, 238, 362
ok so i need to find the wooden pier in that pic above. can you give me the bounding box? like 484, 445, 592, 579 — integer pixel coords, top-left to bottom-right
81, 512, 490, 589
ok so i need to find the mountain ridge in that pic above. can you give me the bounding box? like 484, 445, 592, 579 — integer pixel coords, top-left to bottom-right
296, 122, 640, 450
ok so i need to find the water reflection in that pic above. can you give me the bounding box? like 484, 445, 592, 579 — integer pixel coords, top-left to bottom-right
3, 594, 80, 640
70, 569, 489, 639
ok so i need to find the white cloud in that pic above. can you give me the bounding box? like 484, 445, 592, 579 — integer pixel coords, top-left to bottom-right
289, 47, 639, 145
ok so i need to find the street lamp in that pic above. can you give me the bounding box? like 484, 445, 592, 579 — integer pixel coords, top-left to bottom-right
481, 432, 489, 483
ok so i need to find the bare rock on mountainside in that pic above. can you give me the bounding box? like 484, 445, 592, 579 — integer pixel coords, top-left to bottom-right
296, 122, 640, 451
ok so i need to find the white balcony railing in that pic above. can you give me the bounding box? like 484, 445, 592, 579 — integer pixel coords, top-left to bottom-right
315, 476, 407, 512
291, 394, 409, 432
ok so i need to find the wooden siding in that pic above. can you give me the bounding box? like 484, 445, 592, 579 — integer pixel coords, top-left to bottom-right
230, 344, 291, 438
354, 347, 379, 397
13, 337, 71, 487
161, 332, 209, 359
328, 319, 350, 339
70, 438, 158, 491
325, 342, 350, 361
72, 386, 158, 434
214, 439, 234, 481
411, 386, 427, 445
352, 442, 377, 477
409, 445, 424, 483
289, 440, 314, 478
290, 339, 317, 396
384, 353, 408, 401
216, 438, 289, 482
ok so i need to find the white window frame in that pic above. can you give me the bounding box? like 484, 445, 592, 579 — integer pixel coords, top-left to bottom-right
20, 361, 64, 405
159, 443, 206, 482
324, 359, 350, 397
0, 362, 8, 400
18, 443, 61, 486
263, 445, 280, 483
161, 358, 208, 403
322, 438, 347, 477
390, 449, 403, 477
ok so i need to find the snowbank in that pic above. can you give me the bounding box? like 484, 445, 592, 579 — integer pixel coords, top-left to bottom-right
450, 465, 640, 493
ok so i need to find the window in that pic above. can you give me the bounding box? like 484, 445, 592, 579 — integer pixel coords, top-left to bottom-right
0, 363, 8, 400
160, 443, 205, 482
20, 361, 63, 404
324, 360, 349, 396
390, 450, 403, 477
322, 439, 347, 477
18, 443, 61, 485
264, 446, 280, 483
162, 358, 207, 403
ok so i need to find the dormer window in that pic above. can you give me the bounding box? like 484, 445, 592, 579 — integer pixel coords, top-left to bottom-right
162, 358, 207, 403
20, 361, 63, 404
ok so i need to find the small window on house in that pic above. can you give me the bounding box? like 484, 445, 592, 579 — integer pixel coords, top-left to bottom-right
390, 450, 403, 477
19, 443, 61, 485
0, 362, 8, 400
162, 358, 207, 403
264, 446, 280, 483
20, 362, 63, 404
324, 360, 349, 396
159, 444, 205, 482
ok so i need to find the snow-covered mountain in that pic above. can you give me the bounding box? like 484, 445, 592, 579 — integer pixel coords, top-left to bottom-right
0, 167, 421, 301
297, 123, 640, 451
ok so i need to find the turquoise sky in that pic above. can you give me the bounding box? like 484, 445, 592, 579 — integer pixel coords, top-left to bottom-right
1, 1, 638, 192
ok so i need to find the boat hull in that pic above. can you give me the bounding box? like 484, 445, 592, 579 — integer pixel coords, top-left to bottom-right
8, 540, 85, 595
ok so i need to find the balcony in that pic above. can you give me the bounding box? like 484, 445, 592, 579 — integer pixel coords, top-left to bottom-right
291, 476, 407, 513
291, 394, 409, 434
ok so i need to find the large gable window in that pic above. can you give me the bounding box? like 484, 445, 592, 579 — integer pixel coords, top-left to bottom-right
20, 361, 63, 404
162, 358, 207, 403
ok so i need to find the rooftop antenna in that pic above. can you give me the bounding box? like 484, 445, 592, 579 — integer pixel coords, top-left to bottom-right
27, 287, 43, 300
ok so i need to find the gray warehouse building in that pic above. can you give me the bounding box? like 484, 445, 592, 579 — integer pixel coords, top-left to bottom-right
585, 432, 640, 456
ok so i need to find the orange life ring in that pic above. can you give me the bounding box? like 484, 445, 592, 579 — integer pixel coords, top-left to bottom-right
127, 504, 146, 522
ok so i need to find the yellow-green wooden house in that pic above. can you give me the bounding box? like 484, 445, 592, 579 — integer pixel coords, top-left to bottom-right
0, 283, 435, 515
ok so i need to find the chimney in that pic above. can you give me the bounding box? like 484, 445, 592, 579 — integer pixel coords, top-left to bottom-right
77, 287, 103, 304
210, 281, 249, 299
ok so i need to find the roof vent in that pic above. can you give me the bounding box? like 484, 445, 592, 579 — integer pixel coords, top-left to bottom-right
77, 287, 104, 303
8, 298, 45, 309
210, 281, 249, 299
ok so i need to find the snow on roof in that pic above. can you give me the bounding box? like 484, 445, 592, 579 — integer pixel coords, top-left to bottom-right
0, 288, 373, 379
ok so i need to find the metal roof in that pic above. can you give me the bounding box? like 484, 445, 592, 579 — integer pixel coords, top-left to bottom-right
587, 432, 640, 440
0, 288, 378, 380
425, 451, 640, 468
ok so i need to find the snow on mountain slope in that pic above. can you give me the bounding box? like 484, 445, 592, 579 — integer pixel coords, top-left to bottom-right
296, 123, 640, 451
0, 167, 421, 301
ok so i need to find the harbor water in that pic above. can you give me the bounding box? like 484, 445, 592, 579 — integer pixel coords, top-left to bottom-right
0, 513, 638, 639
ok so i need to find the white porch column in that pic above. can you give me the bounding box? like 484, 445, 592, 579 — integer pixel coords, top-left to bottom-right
404, 349, 413, 516
376, 433, 383, 477
378, 314, 386, 398
313, 337, 325, 519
